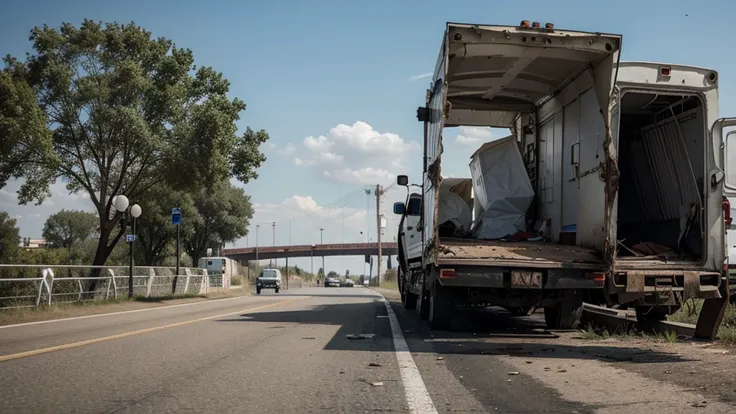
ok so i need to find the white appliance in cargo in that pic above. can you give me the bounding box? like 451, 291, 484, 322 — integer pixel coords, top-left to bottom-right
469, 136, 535, 240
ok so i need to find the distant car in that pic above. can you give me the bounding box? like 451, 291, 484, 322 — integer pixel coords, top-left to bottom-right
325, 277, 340, 287
256, 269, 281, 294
344, 279, 355, 287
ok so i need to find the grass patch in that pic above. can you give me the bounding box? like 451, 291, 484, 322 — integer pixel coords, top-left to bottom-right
669, 299, 736, 345
579, 300, 736, 345
378, 280, 399, 291
0, 292, 216, 326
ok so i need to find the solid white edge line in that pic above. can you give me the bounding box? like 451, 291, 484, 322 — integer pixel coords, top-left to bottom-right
0, 294, 259, 330
380, 295, 438, 414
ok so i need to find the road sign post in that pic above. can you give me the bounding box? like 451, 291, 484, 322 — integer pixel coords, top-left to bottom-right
172, 208, 182, 294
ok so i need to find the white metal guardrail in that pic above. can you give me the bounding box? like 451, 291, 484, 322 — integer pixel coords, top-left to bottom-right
0, 264, 211, 309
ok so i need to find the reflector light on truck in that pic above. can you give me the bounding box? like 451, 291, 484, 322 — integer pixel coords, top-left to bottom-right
724, 197, 732, 227
439, 269, 456, 279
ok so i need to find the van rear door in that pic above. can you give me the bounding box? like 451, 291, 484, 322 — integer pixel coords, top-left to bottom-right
717, 118, 736, 198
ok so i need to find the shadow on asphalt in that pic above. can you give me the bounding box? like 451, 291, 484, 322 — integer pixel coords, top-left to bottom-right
215, 297, 694, 364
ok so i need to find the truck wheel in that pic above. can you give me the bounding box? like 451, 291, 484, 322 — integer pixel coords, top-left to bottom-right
275, 288, 280, 294
402, 281, 417, 310
256, 287, 261, 295
429, 282, 454, 330
417, 286, 430, 320
544, 294, 583, 329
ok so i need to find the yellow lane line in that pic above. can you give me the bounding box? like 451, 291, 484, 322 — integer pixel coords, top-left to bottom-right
0, 297, 306, 363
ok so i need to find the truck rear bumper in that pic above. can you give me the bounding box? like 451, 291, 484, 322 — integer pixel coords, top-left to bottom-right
437, 266, 605, 290
609, 270, 724, 301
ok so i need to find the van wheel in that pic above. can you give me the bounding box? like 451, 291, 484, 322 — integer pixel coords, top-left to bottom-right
544, 292, 583, 329
429, 282, 454, 330
275, 288, 280, 294
256, 287, 261, 295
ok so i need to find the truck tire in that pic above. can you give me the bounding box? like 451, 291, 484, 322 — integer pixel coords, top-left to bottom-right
275, 288, 280, 294
417, 285, 430, 320
429, 282, 454, 330
256, 287, 261, 295
544, 293, 583, 329
402, 281, 418, 310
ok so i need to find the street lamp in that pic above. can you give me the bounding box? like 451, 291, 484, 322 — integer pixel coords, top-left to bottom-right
113, 195, 142, 298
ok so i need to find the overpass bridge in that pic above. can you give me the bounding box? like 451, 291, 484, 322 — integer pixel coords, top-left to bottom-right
223, 242, 398, 263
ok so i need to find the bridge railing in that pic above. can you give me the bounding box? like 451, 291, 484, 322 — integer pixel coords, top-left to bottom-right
0, 264, 211, 310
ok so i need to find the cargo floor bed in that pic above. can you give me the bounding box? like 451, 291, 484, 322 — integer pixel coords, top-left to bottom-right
437, 238, 605, 269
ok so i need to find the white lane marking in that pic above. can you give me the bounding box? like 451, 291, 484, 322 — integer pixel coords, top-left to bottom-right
0, 294, 264, 329
380, 296, 438, 414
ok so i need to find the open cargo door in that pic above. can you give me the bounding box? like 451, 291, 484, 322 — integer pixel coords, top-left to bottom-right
441, 22, 621, 255
717, 118, 736, 198
442, 22, 622, 129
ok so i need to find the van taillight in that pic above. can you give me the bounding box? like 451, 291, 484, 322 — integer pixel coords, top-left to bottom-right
723, 197, 732, 227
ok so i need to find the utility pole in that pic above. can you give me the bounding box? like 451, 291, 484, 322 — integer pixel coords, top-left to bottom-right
255, 224, 260, 262
320, 228, 324, 278
271, 222, 275, 268
376, 183, 382, 287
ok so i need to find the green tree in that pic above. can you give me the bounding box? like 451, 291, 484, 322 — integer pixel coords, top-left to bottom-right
317, 267, 324, 278
0, 20, 268, 285
185, 180, 253, 266
0, 212, 21, 263
134, 185, 195, 265
42, 209, 98, 251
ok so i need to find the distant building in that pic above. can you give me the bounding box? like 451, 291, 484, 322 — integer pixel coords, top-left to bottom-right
20, 238, 48, 248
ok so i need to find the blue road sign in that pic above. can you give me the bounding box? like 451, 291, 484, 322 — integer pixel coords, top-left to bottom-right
171, 207, 182, 225
125, 234, 135, 243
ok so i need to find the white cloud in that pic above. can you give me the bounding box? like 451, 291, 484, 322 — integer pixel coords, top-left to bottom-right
456, 135, 482, 145
294, 121, 420, 186
408, 73, 432, 82
276, 143, 296, 156
454, 126, 510, 146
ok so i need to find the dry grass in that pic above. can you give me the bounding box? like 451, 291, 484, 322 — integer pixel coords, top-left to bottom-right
378, 280, 399, 291
0, 289, 249, 326
668, 299, 736, 344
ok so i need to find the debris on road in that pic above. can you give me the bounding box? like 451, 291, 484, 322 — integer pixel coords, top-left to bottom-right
508, 372, 520, 375
691, 400, 708, 408
347, 334, 375, 340
437, 356, 444, 361
368, 362, 382, 367
371, 382, 384, 387
301, 337, 316, 340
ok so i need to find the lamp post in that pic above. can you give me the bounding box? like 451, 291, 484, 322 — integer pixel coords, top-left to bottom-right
255, 224, 260, 262
113, 195, 142, 298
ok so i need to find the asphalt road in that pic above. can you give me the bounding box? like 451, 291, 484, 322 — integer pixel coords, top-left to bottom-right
0, 287, 730, 413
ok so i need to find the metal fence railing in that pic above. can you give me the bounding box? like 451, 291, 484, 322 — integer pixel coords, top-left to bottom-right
0, 264, 212, 310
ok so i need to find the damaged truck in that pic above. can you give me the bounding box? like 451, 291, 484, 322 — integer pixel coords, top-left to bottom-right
393, 21, 733, 338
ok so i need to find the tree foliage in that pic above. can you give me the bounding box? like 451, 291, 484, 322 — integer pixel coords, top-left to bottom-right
0, 212, 21, 262
184, 180, 253, 266
0, 20, 268, 274
42, 209, 98, 250
134, 185, 195, 266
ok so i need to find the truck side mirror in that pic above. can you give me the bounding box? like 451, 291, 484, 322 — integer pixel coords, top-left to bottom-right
397, 175, 409, 186
393, 202, 406, 215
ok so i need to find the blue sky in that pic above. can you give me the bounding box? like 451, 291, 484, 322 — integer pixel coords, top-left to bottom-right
1, 0, 735, 275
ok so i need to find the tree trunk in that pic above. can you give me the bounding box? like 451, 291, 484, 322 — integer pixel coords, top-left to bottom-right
88, 230, 113, 293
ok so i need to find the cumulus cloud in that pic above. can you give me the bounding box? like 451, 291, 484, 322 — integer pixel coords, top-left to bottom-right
455, 126, 501, 146
408, 73, 432, 82
294, 121, 420, 186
